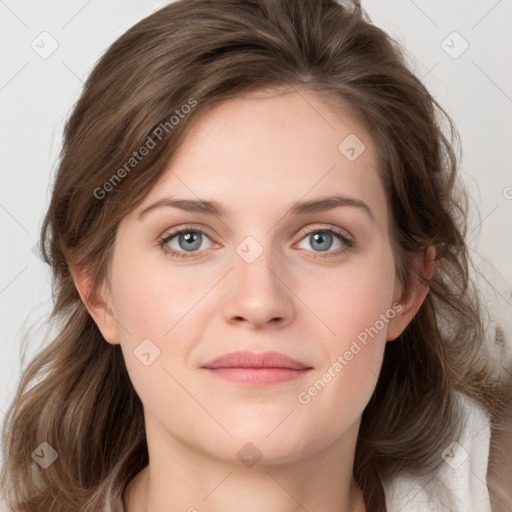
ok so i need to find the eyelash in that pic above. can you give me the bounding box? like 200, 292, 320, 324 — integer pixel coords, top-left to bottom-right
157, 225, 355, 260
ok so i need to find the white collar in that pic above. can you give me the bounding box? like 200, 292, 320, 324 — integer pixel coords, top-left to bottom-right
382, 392, 491, 511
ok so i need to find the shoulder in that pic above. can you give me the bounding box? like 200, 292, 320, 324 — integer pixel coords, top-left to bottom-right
381, 391, 492, 512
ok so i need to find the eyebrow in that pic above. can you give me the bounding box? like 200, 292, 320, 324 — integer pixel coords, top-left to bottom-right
138, 194, 375, 222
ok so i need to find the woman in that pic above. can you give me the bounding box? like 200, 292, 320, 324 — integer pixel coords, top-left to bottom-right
1, 0, 511, 510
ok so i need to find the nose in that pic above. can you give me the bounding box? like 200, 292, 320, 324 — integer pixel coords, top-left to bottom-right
222, 245, 295, 330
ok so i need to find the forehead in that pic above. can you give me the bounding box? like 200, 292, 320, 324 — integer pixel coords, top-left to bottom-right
137, 88, 388, 228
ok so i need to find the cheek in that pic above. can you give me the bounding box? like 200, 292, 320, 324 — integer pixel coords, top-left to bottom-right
109, 251, 208, 342
300, 249, 396, 405
313, 250, 397, 346
107, 253, 218, 407
295, 297, 392, 446
313, 296, 390, 405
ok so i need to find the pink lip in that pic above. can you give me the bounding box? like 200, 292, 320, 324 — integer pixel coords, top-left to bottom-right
201, 351, 313, 386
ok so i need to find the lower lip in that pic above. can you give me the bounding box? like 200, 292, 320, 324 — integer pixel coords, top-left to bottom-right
204, 368, 312, 386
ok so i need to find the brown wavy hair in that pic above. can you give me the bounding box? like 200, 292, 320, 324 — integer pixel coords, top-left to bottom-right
2, 0, 511, 510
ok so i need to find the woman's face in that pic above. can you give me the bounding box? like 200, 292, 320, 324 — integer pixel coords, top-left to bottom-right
86, 88, 419, 467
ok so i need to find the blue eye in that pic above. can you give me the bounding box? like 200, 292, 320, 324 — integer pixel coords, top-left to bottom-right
295, 229, 353, 254
159, 227, 214, 258
158, 226, 354, 259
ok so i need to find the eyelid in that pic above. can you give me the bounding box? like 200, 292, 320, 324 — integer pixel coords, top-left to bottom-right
295, 223, 353, 242
159, 223, 218, 243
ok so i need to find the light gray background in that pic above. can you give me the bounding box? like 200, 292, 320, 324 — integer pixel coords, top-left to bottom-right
1, 0, 511, 444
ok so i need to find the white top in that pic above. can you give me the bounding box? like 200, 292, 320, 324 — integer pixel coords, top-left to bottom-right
382, 391, 492, 511
0, 392, 492, 512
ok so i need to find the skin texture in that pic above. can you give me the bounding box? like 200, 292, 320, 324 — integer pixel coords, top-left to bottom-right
72, 88, 434, 512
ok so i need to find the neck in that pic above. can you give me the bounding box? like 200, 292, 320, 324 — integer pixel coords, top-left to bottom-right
123, 417, 366, 512
125, 467, 366, 512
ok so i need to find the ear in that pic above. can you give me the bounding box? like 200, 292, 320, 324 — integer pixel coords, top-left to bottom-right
386, 245, 435, 342
69, 264, 120, 345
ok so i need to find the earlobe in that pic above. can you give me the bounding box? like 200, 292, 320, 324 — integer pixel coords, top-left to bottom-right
69, 264, 121, 345
386, 245, 436, 342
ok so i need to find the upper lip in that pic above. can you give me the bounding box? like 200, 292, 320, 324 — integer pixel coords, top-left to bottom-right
201, 350, 312, 370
